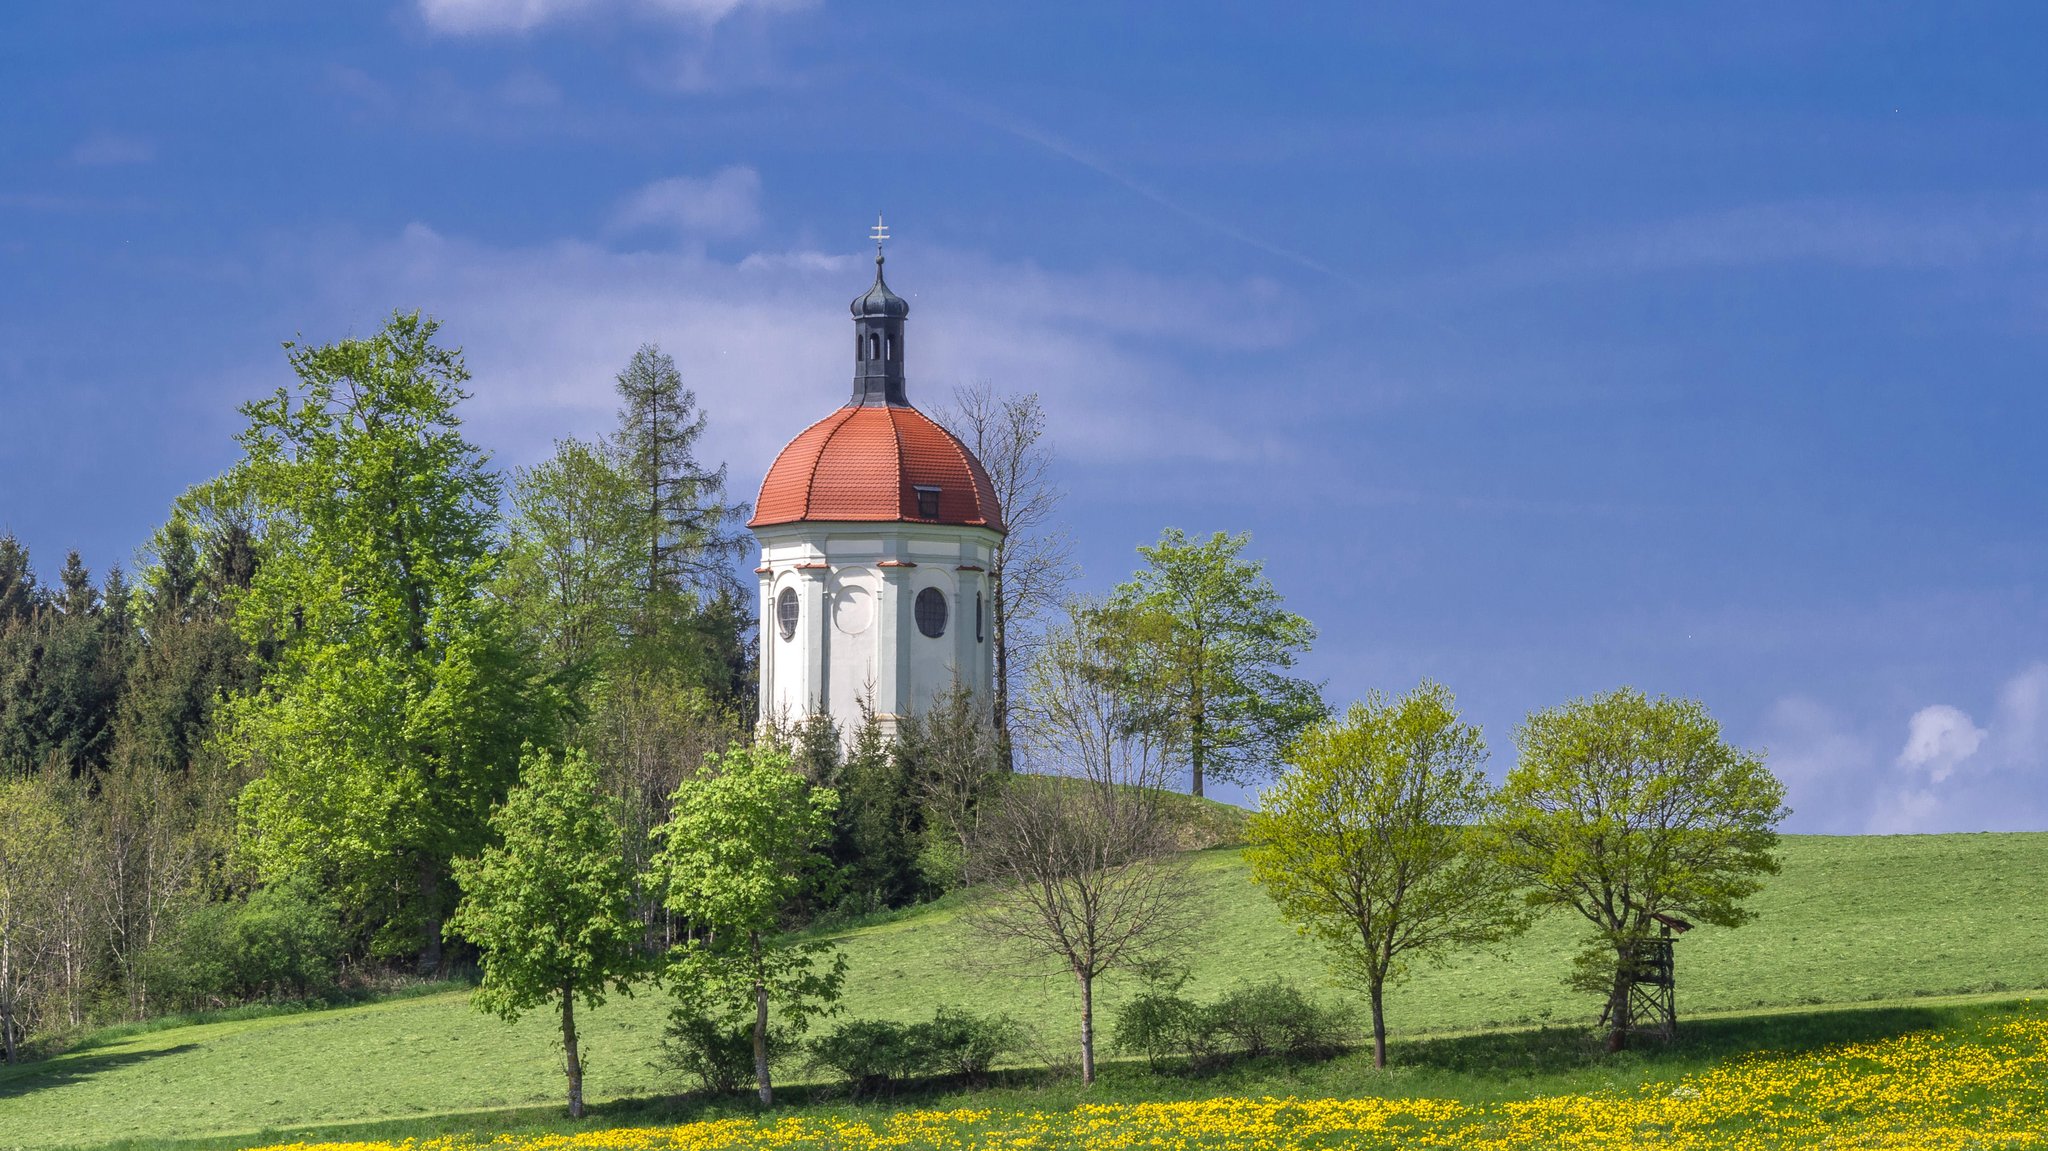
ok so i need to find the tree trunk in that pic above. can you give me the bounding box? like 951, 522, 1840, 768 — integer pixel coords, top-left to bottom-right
415, 859, 445, 976
1606, 958, 1630, 1052
752, 930, 773, 1106
993, 568, 1013, 772
561, 984, 584, 1118
1078, 969, 1096, 1085
2, 920, 15, 1065
1189, 733, 1204, 798
1368, 980, 1388, 1069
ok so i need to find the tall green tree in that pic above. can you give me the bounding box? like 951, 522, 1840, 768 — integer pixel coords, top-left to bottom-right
1488, 688, 1787, 1050
652, 742, 843, 1106
1245, 683, 1524, 1068
499, 437, 639, 684
447, 747, 644, 1118
611, 345, 747, 678
1102, 529, 1322, 797
0, 535, 39, 624
221, 310, 561, 968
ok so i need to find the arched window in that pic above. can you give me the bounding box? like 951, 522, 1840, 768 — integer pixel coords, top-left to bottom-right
868, 333, 880, 360
975, 592, 984, 643
885, 334, 894, 361
776, 587, 799, 641
914, 587, 948, 639
856, 331, 864, 360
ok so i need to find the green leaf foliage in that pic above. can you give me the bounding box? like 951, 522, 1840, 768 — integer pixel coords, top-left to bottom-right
1488, 688, 1788, 1028
218, 311, 563, 960
1245, 683, 1524, 1065
446, 747, 645, 1024
1102, 528, 1323, 795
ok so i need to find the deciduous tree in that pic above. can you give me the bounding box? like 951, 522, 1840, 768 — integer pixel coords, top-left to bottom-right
652, 742, 843, 1106
447, 747, 644, 1117
1487, 688, 1787, 1050
221, 310, 561, 968
1102, 529, 1322, 797
1244, 683, 1524, 1067
968, 609, 1195, 1084
934, 384, 1076, 761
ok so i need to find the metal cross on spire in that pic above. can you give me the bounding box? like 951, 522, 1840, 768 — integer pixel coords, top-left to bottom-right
870, 212, 890, 259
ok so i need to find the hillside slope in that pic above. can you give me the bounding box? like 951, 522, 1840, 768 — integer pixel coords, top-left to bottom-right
4, 832, 2046, 1149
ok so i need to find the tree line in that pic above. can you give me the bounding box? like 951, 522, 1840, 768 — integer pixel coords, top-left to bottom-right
0, 313, 1060, 1065
0, 308, 1787, 1115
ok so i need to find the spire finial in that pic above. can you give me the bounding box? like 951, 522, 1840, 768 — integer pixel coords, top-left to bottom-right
870, 211, 889, 264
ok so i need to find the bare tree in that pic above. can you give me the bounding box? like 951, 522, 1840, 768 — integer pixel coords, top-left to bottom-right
581, 685, 741, 949
934, 384, 1077, 763
966, 609, 1194, 1084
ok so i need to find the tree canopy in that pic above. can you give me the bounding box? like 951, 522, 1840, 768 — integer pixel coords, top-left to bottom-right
1102, 529, 1322, 796
446, 747, 643, 1117
1488, 687, 1787, 1048
222, 310, 562, 966
1245, 683, 1524, 1067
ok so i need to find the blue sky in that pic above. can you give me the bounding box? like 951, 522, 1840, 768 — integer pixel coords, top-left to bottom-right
4, 2, 2045, 830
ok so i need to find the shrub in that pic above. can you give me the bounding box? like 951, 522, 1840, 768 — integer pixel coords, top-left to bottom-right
1210, 979, 1349, 1060
141, 877, 344, 1009
807, 1018, 924, 1097
1111, 977, 1350, 1072
1111, 986, 1214, 1070
808, 1007, 1022, 1095
658, 1004, 795, 1096
909, 1007, 1022, 1081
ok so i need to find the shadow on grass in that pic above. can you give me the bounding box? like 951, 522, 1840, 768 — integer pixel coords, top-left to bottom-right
39, 997, 2036, 1151
0, 1043, 202, 1101
1386, 1000, 1962, 1078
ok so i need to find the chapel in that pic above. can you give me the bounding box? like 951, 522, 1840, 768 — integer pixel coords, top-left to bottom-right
749, 227, 1005, 736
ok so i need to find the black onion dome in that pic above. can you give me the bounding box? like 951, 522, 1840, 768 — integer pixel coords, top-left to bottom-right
850, 255, 911, 319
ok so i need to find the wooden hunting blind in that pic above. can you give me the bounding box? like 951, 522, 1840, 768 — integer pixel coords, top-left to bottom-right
1600, 909, 1694, 1040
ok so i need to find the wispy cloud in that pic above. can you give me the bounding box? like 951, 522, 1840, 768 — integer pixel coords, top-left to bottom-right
1413, 197, 2048, 302
278, 213, 1300, 484
415, 0, 803, 35
903, 77, 1361, 291
611, 167, 763, 239
68, 133, 154, 167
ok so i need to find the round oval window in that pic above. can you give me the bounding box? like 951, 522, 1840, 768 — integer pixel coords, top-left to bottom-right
776, 587, 799, 641
914, 587, 948, 639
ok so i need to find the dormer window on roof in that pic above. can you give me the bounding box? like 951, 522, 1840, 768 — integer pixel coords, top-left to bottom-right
914, 485, 941, 518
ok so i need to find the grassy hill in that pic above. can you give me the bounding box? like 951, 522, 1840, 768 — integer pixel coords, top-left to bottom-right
4, 832, 2047, 1150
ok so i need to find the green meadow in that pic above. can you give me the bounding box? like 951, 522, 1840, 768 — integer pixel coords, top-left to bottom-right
3, 831, 2045, 1150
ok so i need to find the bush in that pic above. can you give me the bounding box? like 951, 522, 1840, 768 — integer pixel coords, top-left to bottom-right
1210, 980, 1348, 1059
141, 877, 344, 1009
1111, 976, 1350, 1072
1111, 986, 1215, 1070
808, 1007, 1022, 1095
807, 1018, 925, 1097
658, 1005, 795, 1096
911, 1006, 1022, 1081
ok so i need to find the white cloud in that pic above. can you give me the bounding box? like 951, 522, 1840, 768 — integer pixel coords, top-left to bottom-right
281, 213, 1297, 496
68, 133, 154, 166
416, 0, 795, 35
1992, 662, 2048, 767
611, 168, 763, 239
1754, 665, 2048, 835
1896, 703, 1988, 783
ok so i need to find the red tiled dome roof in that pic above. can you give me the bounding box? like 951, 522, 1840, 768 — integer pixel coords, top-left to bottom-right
751, 404, 1006, 532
